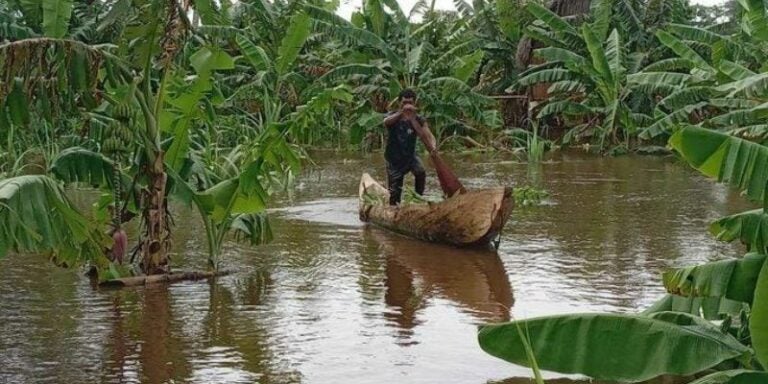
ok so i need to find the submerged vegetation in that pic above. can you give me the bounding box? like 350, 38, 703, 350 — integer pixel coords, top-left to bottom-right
2, 0, 768, 382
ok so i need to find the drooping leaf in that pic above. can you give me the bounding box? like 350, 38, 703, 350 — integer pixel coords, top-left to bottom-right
667, 23, 734, 46
478, 313, 751, 382
231, 212, 273, 246
535, 47, 588, 69
311, 21, 403, 71
709, 104, 768, 127
518, 69, 575, 87
525, 2, 577, 36
318, 64, 386, 83
50, 147, 116, 188
711, 210, 768, 254
537, 100, 592, 118
628, 72, 692, 88
669, 126, 768, 204
547, 80, 586, 94
656, 30, 715, 74
719, 60, 756, 81
717, 73, 768, 98
750, 258, 768, 368
641, 103, 707, 139
0, 176, 109, 265
236, 35, 273, 72
663, 253, 766, 304
640, 58, 695, 72
431, 39, 484, 71
658, 87, 716, 111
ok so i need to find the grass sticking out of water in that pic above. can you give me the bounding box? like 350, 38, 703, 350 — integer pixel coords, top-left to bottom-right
527, 121, 546, 164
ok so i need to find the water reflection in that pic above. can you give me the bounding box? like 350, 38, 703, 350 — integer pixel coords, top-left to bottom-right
369, 228, 513, 339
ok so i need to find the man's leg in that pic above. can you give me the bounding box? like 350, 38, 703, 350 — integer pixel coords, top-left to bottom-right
411, 156, 426, 196
387, 163, 406, 205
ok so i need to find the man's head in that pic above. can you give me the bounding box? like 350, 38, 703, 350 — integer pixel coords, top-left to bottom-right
398, 88, 417, 106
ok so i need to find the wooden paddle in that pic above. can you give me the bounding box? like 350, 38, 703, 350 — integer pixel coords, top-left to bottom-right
429, 150, 466, 197
410, 117, 466, 197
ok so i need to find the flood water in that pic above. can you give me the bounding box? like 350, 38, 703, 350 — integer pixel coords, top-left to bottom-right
0, 152, 754, 384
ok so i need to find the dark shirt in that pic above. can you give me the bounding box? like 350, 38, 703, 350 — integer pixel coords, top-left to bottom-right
384, 112, 425, 169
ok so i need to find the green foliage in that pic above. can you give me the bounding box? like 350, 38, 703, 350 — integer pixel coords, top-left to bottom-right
41, 0, 73, 38
512, 186, 548, 207
663, 253, 766, 304
751, 260, 768, 368
0, 175, 109, 266
50, 147, 117, 188
669, 127, 768, 204
478, 313, 750, 382
711, 210, 768, 254
276, 12, 311, 76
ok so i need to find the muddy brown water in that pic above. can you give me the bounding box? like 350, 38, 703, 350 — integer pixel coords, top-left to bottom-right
0, 152, 754, 383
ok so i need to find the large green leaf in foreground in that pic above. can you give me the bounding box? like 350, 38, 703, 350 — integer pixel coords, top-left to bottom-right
663, 253, 766, 303
478, 313, 750, 382
669, 126, 768, 204
750, 259, 768, 368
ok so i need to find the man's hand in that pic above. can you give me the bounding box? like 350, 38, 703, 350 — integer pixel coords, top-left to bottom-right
401, 104, 418, 121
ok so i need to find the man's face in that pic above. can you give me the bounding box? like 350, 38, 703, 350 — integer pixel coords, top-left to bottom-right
400, 97, 415, 108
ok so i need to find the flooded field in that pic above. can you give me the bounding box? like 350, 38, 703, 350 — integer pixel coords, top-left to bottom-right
0, 152, 752, 383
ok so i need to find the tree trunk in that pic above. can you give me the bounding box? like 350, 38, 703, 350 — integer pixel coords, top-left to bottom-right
100, 270, 233, 288
140, 153, 171, 274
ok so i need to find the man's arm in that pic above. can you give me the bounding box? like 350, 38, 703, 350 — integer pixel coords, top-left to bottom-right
410, 118, 437, 153
383, 111, 403, 128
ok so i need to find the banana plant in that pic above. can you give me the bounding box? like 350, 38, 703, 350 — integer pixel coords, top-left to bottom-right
0, 0, 296, 279
306, 3, 499, 147
628, 1, 768, 141
478, 126, 768, 383
518, 2, 648, 151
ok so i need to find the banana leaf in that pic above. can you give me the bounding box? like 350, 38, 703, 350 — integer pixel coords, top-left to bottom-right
750, 258, 768, 368
478, 313, 751, 382
689, 370, 768, 384
663, 253, 766, 304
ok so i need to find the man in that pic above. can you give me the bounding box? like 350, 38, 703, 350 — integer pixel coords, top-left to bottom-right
382, 89, 437, 206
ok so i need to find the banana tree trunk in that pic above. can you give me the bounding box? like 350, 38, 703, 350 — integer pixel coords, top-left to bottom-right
140, 152, 170, 274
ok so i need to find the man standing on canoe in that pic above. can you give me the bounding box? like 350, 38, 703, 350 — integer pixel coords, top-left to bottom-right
383, 89, 438, 206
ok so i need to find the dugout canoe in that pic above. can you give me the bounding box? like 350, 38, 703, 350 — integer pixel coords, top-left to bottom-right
358, 173, 513, 247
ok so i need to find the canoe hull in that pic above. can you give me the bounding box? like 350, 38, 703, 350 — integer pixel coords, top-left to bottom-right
358, 173, 513, 247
